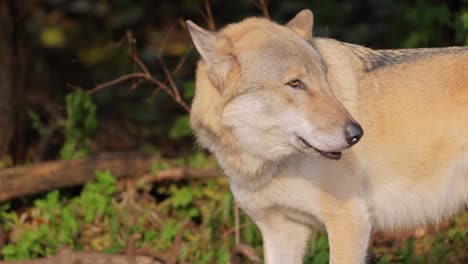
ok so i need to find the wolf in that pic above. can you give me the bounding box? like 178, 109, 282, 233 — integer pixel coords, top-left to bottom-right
186, 9, 468, 264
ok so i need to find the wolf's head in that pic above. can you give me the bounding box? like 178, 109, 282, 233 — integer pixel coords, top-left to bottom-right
187, 10, 362, 165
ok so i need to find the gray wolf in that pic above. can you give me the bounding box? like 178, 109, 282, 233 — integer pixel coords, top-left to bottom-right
186, 9, 468, 264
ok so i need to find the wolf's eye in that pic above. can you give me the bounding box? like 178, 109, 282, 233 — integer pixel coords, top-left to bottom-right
286, 79, 304, 89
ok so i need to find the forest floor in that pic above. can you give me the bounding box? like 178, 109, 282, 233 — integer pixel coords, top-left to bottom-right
0, 152, 467, 264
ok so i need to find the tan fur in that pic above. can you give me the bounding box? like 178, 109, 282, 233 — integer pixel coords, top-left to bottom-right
187, 10, 468, 264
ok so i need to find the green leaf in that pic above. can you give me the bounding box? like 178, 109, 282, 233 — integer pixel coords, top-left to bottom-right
313, 251, 330, 264
60, 90, 97, 160
40, 27, 66, 48
183, 81, 195, 100
215, 244, 229, 264
316, 235, 329, 251
27, 109, 45, 134
171, 187, 193, 208
188, 152, 209, 169
160, 219, 180, 246
2, 244, 17, 256
221, 193, 232, 221
95, 170, 117, 187
151, 161, 171, 174
169, 115, 192, 139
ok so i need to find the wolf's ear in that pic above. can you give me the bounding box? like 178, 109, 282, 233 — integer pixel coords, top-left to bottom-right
186, 20, 236, 89
286, 9, 314, 40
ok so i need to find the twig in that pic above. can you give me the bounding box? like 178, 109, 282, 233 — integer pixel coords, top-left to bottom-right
125, 233, 141, 264
85, 29, 191, 112
232, 244, 262, 264
87, 72, 147, 95
167, 222, 190, 264
157, 24, 177, 59
234, 203, 240, 245
200, 0, 216, 31
130, 78, 145, 90
159, 57, 183, 106
154, 25, 186, 109
138, 167, 222, 185
222, 222, 250, 237
257, 0, 270, 19
134, 248, 169, 262
125, 32, 151, 76
173, 45, 193, 74
87, 70, 190, 112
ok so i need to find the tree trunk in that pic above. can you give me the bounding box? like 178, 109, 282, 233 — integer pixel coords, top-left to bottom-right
0, 0, 17, 161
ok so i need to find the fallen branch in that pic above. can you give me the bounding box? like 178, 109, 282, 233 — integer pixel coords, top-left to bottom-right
231, 243, 262, 264
134, 248, 169, 263
138, 167, 222, 185
0, 248, 162, 264
0, 152, 222, 202
0, 152, 159, 201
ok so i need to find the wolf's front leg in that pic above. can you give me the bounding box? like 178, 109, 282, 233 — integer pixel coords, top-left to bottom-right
323, 201, 371, 264
255, 213, 311, 264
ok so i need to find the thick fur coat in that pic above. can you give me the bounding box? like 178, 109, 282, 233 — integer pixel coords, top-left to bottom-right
187, 10, 468, 264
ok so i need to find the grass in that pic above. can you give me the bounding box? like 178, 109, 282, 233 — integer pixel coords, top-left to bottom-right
1, 158, 467, 263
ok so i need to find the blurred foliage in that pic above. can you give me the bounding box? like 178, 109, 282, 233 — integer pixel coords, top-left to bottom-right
1, 171, 117, 260
2, 0, 467, 263
0, 157, 264, 263
60, 90, 97, 159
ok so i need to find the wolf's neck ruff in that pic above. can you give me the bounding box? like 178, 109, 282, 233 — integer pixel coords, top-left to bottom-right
193, 117, 280, 190
342, 42, 468, 72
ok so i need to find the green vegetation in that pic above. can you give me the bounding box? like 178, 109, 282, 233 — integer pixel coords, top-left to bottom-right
0, 166, 261, 263
1, 168, 467, 262
60, 90, 98, 160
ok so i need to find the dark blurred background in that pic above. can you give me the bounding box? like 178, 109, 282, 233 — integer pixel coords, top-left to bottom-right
1, 0, 466, 166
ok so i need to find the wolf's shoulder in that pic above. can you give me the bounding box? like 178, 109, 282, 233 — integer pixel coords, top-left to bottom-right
340, 42, 467, 72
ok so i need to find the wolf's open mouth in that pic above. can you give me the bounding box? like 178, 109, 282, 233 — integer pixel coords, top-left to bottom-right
298, 136, 342, 160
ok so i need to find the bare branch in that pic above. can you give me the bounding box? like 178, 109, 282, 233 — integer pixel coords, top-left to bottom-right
86, 30, 191, 113
157, 24, 177, 59
232, 244, 262, 264
167, 222, 190, 264
234, 204, 240, 245
159, 57, 183, 103
173, 45, 193, 74
87, 72, 147, 95
257, 0, 270, 19
201, 0, 216, 31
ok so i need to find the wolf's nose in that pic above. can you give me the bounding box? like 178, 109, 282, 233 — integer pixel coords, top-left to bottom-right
345, 122, 363, 146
